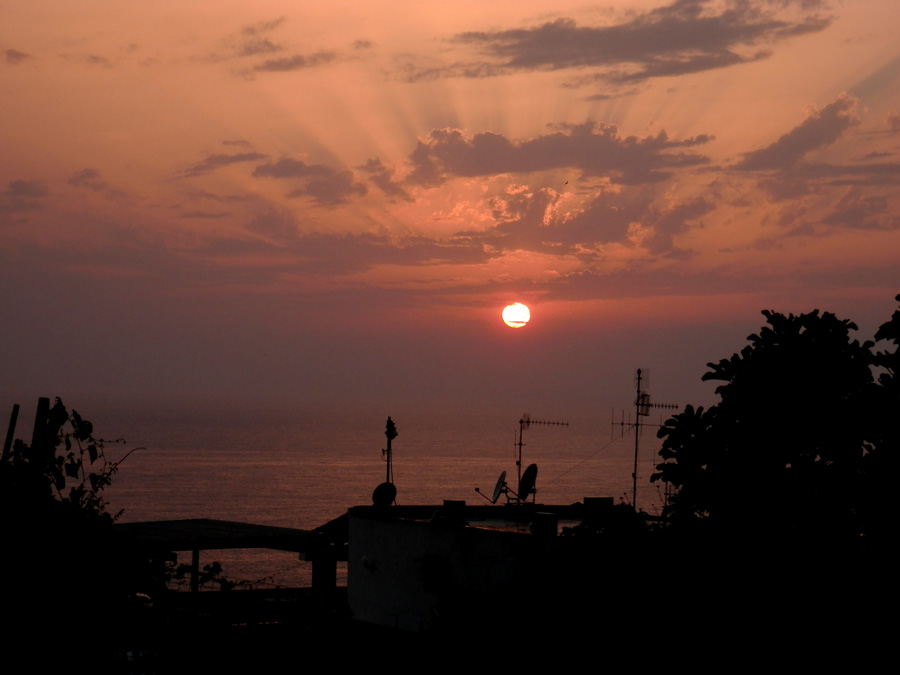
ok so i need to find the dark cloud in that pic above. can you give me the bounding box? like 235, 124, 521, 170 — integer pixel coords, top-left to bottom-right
398, 0, 831, 85
187, 190, 254, 203
252, 51, 337, 72
481, 187, 563, 253
394, 59, 505, 83
246, 207, 298, 242
5, 49, 32, 65
202, 214, 494, 274
757, 175, 813, 200
215, 18, 343, 76
447, 182, 710, 259
281, 231, 494, 275
287, 170, 367, 205
68, 168, 106, 191
238, 37, 282, 57
358, 158, 413, 202
736, 93, 858, 170
821, 189, 898, 230
7, 180, 49, 199
408, 122, 711, 186
353, 40, 375, 50
252, 158, 333, 179
254, 158, 367, 205
887, 110, 900, 134
0, 179, 49, 217
805, 161, 900, 187
60, 53, 114, 67
242, 18, 285, 35
641, 195, 712, 255
217, 18, 286, 60
755, 157, 900, 202
179, 211, 230, 219
180, 152, 268, 177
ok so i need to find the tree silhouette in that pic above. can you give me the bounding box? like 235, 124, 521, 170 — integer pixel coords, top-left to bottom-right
651, 303, 897, 546
1, 397, 151, 664
1, 397, 124, 528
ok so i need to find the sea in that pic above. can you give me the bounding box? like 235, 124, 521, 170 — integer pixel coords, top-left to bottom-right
83, 401, 669, 589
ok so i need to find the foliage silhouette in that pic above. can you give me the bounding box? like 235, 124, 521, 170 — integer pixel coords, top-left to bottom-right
1, 397, 130, 527
652, 300, 898, 547
1, 397, 155, 664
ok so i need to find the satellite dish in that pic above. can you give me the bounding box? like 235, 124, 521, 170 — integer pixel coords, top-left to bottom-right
518, 463, 538, 502
491, 471, 507, 504
372, 481, 397, 508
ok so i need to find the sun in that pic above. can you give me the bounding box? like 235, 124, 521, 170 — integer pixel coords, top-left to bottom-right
502, 303, 530, 328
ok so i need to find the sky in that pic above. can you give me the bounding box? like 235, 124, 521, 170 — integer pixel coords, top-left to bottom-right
2, 0, 899, 422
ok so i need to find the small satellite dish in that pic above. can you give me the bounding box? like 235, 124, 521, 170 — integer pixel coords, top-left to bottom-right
372, 481, 397, 508
491, 470, 507, 504
518, 463, 538, 502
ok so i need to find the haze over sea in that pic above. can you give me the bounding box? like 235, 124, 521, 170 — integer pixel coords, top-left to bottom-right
64, 398, 667, 588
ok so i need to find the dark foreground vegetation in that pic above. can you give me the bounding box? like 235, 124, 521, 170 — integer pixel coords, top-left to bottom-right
652, 299, 898, 548
2, 295, 897, 667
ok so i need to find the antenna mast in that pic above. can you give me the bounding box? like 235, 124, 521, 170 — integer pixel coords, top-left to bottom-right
373, 416, 399, 507
515, 414, 568, 500
384, 416, 397, 483
627, 369, 677, 511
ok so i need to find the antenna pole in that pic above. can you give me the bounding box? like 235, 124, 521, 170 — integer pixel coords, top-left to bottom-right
516, 416, 527, 489
632, 370, 643, 508
514, 414, 568, 503
628, 369, 677, 512
385, 416, 397, 484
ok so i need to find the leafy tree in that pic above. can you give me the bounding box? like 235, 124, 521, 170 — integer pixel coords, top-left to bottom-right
859, 295, 900, 545
1, 397, 126, 527
1, 398, 148, 629
651, 304, 895, 545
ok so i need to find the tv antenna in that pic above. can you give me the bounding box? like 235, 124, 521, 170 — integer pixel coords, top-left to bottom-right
612, 369, 677, 511
475, 414, 568, 505
373, 416, 398, 507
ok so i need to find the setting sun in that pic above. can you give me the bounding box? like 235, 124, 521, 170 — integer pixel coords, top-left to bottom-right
502, 303, 530, 328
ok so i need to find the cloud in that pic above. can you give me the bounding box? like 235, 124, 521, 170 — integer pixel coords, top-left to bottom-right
252, 51, 337, 72
6, 180, 48, 199
0, 179, 49, 216
179, 211, 230, 219
187, 190, 254, 203
444, 179, 710, 260
213, 18, 343, 77
358, 158, 413, 202
888, 110, 900, 134
214, 18, 287, 61
237, 18, 286, 56
254, 158, 367, 205
206, 213, 494, 274
5, 49, 32, 65
68, 168, 106, 191
408, 122, 711, 186
246, 207, 298, 242
180, 152, 268, 177
821, 188, 898, 230
252, 158, 334, 179
287, 170, 367, 205
281, 231, 494, 274
398, 0, 831, 85
59, 53, 114, 68
736, 93, 859, 170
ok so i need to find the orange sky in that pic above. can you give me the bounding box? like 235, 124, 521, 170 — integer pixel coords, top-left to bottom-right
2, 1, 899, 415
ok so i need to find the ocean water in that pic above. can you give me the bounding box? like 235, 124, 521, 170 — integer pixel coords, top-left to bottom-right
99, 403, 668, 589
